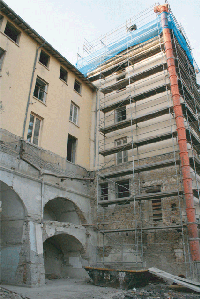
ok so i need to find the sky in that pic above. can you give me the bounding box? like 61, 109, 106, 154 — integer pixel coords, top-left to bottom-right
3, 0, 200, 67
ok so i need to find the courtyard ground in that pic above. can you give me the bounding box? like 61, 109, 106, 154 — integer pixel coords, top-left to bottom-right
1, 278, 199, 299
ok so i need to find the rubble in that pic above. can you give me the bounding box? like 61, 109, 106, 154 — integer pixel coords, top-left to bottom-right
111, 283, 200, 299
0, 287, 30, 299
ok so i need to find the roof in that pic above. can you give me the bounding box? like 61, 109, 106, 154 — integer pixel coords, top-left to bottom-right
0, 0, 96, 91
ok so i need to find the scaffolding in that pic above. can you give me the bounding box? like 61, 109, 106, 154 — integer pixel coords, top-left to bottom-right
77, 3, 200, 279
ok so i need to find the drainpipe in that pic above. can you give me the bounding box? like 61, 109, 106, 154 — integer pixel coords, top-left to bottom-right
154, 4, 200, 262
93, 88, 98, 168
22, 41, 46, 139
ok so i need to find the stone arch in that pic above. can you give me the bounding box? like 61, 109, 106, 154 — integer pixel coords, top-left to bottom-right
43, 233, 88, 279
43, 197, 87, 225
0, 181, 27, 284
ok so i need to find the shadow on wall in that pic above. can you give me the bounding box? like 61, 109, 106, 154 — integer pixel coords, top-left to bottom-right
43, 233, 88, 279
0, 181, 26, 285
43, 197, 87, 224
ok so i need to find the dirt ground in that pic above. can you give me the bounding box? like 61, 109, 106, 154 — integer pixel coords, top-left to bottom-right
1, 279, 199, 299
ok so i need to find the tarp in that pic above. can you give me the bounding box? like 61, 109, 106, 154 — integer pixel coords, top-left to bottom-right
76, 13, 195, 77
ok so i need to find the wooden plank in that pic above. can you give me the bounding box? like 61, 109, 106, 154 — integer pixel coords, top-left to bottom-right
148, 267, 200, 293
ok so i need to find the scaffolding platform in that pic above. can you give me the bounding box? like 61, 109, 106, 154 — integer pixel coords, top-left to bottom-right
100, 106, 172, 134
99, 131, 177, 156
99, 190, 183, 206
100, 83, 170, 113
100, 63, 167, 94
100, 158, 180, 179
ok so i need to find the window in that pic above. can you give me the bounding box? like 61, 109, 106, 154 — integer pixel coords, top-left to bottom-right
152, 199, 162, 222
74, 79, 81, 94
39, 50, 50, 68
0, 48, 6, 71
27, 114, 42, 146
100, 183, 108, 201
4, 21, 20, 44
116, 180, 130, 198
33, 77, 48, 103
67, 134, 77, 163
60, 67, 68, 82
115, 106, 126, 123
69, 102, 79, 125
115, 137, 128, 164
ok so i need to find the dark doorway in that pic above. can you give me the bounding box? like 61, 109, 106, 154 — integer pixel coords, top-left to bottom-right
67, 134, 77, 163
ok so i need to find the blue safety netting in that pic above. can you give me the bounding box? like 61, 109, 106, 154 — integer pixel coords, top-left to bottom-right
76, 13, 194, 76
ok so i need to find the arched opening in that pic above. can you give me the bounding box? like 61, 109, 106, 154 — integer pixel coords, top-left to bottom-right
0, 181, 26, 284
43, 233, 87, 279
43, 197, 86, 224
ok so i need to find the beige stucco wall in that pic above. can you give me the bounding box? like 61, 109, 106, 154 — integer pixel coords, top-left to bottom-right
0, 13, 95, 170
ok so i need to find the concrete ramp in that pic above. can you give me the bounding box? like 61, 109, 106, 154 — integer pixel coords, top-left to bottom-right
148, 267, 200, 293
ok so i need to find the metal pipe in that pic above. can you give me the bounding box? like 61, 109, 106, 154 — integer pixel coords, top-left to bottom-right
22, 41, 46, 139
154, 4, 200, 261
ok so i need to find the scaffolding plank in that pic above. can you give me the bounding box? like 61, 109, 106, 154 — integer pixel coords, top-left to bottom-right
100, 63, 167, 94
99, 131, 176, 156
100, 106, 172, 134
100, 158, 180, 178
89, 37, 163, 81
148, 268, 200, 292
100, 225, 185, 234
99, 190, 183, 206
100, 83, 170, 113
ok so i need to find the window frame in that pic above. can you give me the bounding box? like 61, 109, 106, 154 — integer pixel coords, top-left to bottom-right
60, 67, 68, 83
4, 21, 21, 44
74, 79, 82, 94
116, 180, 130, 199
115, 106, 126, 123
39, 50, 50, 68
69, 102, 79, 126
27, 113, 42, 146
115, 137, 128, 165
100, 183, 109, 201
33, 76, 48, 103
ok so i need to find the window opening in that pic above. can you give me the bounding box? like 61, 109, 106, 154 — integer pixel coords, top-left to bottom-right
4, 21, 20, 44
60, 67, 68, 82
152, 199, 162, 222
34, 77, 48, 103
116, 180, 130, 198
69, 102, 79, 125
115, 137, 128, 164
74, 79, 81, 94
115, 106, 126, 123
27, 114, 42, 146
67, 134, 77, 163
0, 48, 6, 71
100, 183, 108, 200
39, 50, 50, 67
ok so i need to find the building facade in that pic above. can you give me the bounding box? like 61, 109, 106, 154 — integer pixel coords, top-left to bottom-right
0, 0, 97, 286
0, 0, 200, 287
